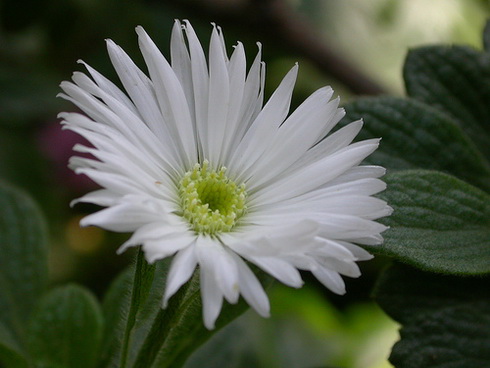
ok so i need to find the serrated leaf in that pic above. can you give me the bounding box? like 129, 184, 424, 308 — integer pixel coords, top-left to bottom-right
403, 45, 490, 160
373, 170, 490, 275
341, 97, 490, 192
0, 182, 48, 348
28, 284, 104, 368
374, 264, 490, 368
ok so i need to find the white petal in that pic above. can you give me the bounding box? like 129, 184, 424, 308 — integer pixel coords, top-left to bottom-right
80, 202, 162, 232
170, 20, 195, 124
226, 43, 264, 155
315, 257, 361, 278
106, 38, 185, 160
311, 266, 346, 295
230, 252, 270, 317
78, 60, 138, 114
118, 221, 188, 253
136, 26, 197, 167
200, 262, 224, 330
228, 65, 298, 180
223, 220, 319, 257
317, 215, 388, 240
336, 241, 374, 260
196, 236, 239, 304
163, 244, 198, 307
206, 25, 230, 165
183, 20, 209, 160
70, 189, 119, 207
253, 178, 387, 212
249, 88, 339, 187
220, 42, 246, 163
143, 233, 196, 263
287, 120, 364, 174
251, 139, 380, 205
248, 256, 303, 288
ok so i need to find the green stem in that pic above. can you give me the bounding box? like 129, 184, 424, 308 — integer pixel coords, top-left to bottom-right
120, 248, 155, 368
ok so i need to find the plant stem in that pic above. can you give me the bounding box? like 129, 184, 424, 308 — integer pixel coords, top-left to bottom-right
120, 248, 155, 368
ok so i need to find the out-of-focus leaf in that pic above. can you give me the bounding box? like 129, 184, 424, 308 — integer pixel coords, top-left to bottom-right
0, 323, 28, 368
0, 182, 48, 347
28, 284, 104, 368
403, 45, 490, 160
484, 20, 490, 52
183, 318, 259, 368
373, 170, 490, 275
341, 97, 490, 192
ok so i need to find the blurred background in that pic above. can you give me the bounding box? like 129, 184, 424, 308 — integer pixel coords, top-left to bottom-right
1, 0, 488, 367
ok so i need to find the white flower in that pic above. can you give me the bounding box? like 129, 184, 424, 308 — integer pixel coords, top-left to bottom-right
59, 20, 392, 329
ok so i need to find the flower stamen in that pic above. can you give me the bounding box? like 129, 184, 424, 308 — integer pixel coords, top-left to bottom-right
179, 160, 246, 235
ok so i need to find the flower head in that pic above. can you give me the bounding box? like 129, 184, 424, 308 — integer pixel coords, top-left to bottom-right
59, 20, 392, 329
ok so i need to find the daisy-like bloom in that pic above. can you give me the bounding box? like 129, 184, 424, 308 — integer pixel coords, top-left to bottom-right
59, 20, 392, 329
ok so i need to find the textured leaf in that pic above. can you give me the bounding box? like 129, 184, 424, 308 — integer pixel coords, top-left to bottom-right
0, 182, 48, 347
403, 45, 490, 160
98, 267, 132, 368
28, 284, 104, 368
374, 264, 490, 368
341, 97, 490, 192
119, 250, 156, 368
373, 170, 490, 275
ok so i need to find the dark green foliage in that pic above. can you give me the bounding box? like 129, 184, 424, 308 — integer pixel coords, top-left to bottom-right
28, 285, 104, 368
374, 264, 490, 368
404, 45, 490, 160
0, 182, 48, 367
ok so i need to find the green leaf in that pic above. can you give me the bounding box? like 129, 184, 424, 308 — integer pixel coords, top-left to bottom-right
0, 181, 48, 347
374, 264, 490, 368
403, 45, 490, 160
373, 170, 490, 275
120, 249, 156, 368
0, 323, 29, 368
341, 97, 490, 192
392, 303, 490, 368
28, 284, 104, 368
98, 267, 132, 368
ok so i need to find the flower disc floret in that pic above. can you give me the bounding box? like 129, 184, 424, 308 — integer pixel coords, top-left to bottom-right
179, 160, 246, 235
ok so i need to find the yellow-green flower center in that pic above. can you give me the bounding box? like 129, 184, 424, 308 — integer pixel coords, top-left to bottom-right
179, 160, 247, 235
